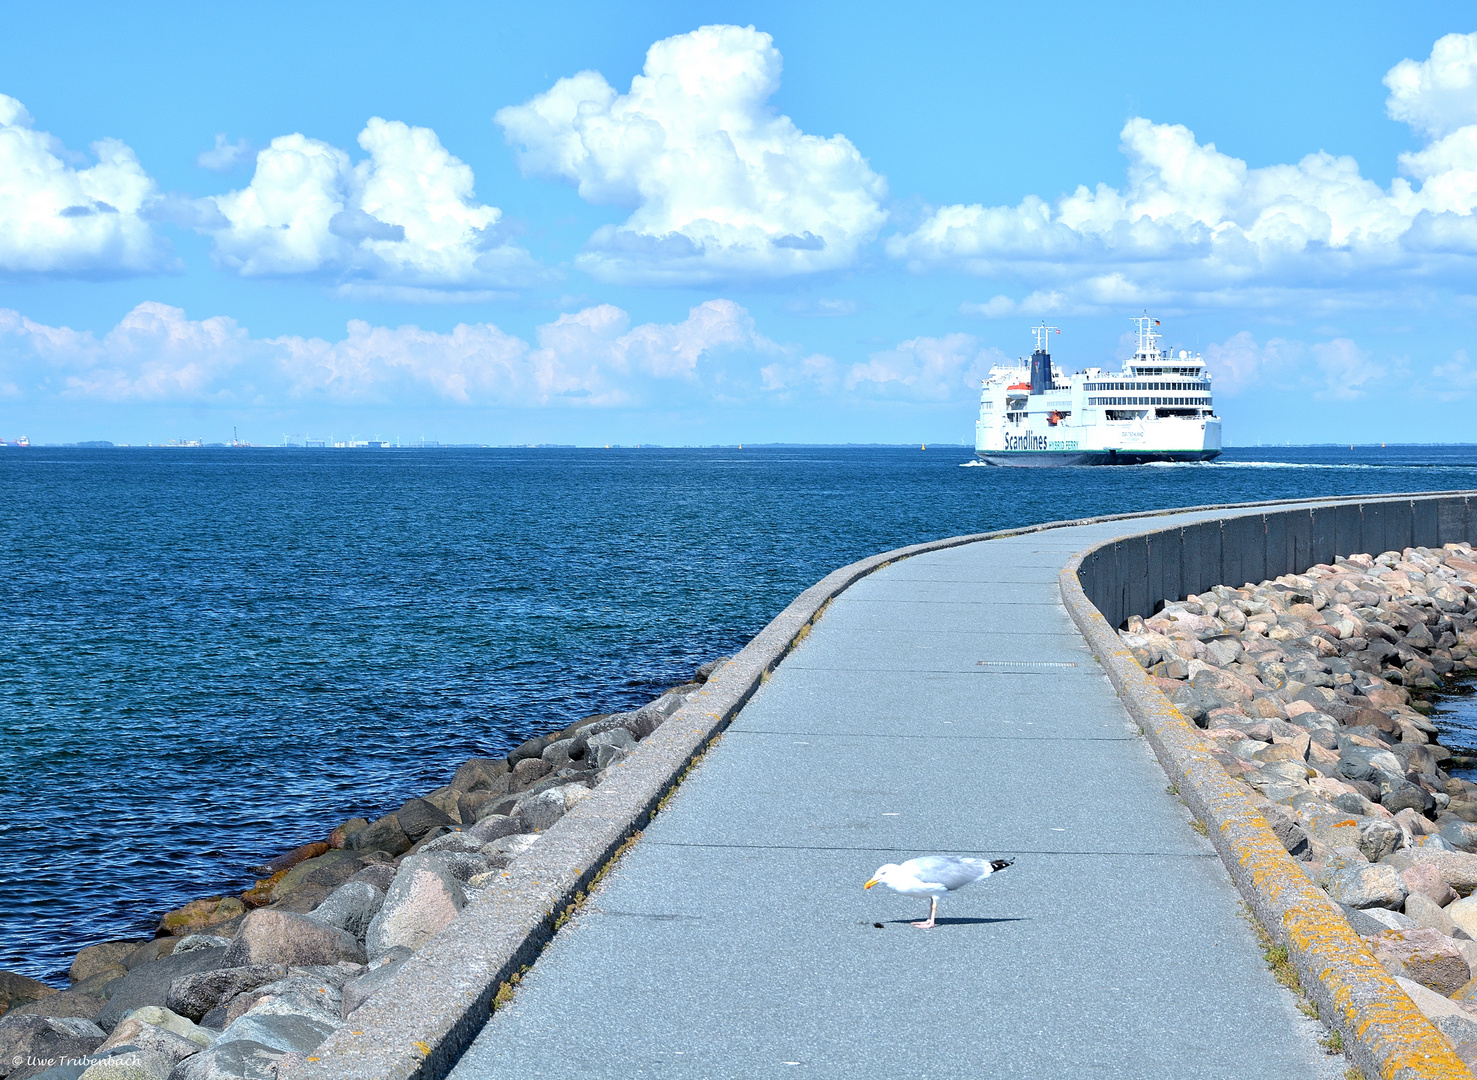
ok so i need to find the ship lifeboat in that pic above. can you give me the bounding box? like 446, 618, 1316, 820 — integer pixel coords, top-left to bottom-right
1047, 411, 1062, 426
1007, 382, 1030, 392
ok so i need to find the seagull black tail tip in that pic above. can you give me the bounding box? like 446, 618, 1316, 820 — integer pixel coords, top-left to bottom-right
989, 859, 1014, 873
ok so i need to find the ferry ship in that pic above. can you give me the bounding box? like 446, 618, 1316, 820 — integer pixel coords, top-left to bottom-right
975, 315, 1221, 466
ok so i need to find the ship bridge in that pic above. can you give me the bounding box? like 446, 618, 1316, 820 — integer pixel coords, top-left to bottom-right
1082, 314, 1212, 421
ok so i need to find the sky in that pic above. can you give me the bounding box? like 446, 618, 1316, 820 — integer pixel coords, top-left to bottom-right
1, 0, 1475, 446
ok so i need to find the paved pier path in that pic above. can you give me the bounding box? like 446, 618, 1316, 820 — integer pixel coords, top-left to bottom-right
450, 514, 1346, 1080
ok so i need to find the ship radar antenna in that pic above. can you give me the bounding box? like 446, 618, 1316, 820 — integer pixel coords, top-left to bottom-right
1031, 322, 1060, 352
1132, 312, 1162, 358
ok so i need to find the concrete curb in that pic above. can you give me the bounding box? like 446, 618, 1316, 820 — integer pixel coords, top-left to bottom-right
290, 489, 1477, 1080
1059, 529, 1474, 1080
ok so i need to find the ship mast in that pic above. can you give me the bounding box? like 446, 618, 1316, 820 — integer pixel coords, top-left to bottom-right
1132, 313, 1161, 359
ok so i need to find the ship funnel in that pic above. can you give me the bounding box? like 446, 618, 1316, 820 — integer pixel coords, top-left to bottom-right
1029, 349, 1052, 395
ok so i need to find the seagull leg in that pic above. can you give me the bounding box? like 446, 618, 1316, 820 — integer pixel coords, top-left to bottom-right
912, 897, 937, 929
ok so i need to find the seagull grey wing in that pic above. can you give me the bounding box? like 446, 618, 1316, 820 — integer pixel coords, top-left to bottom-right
908, 856, 990, 891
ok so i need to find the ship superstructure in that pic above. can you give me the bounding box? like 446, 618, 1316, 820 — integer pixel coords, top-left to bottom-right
974, 315, 1221, 466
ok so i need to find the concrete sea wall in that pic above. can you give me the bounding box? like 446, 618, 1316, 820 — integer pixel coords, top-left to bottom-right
1079, 493, 1477, 629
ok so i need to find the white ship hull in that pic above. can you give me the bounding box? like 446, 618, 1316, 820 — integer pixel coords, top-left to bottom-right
974, 316, 1222, 468
976, 416, 1222, 467
977, 449, 1220, 466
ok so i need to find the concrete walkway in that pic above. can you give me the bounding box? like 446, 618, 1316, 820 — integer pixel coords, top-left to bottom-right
450, 514, 1347, 1080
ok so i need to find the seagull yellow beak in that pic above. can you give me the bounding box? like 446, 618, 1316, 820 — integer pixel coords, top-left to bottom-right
863, 877, 879, 890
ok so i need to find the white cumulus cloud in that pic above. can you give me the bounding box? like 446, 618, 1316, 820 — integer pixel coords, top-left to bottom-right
889, 32, 1477, 307
845, 334, 1006, 403
0, 94, 173, 277
3, 298, 1008, 409
1385, 32, 1477, 138
0, 302, 247, 400
1203, 330, 1395, 401
496, 24, 887, 284
276, 297, 771, 405
202, 117, 542, 291
0, 299, 780, 408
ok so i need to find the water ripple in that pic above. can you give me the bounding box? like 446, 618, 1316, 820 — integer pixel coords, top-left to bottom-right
2, 444, 1475, 981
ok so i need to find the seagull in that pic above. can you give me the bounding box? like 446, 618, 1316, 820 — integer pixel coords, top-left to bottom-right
864, 856, 1014, 928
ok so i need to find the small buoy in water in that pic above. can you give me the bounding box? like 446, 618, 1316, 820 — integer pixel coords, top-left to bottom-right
921, 444, 926, 450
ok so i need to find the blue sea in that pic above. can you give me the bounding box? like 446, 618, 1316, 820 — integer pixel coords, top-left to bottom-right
4, 443, 1477, 982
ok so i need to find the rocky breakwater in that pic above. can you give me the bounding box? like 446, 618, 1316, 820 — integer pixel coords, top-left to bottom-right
1119, 541, 1477, 1065
0, 659, 727, 1080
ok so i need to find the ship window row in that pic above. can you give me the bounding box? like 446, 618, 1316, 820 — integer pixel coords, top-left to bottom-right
1090, 396, 1206, 407
1084, 381, 1206, 391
